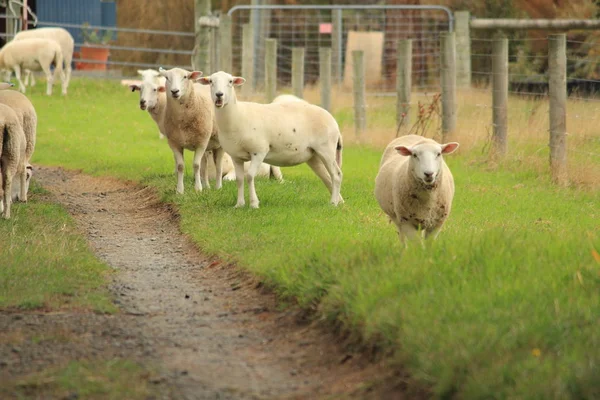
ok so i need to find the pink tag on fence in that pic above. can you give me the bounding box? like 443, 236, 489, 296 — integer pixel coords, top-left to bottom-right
319, 23, 332, 34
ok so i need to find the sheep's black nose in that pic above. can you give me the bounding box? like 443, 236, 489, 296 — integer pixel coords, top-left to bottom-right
216, 91, 224, 98
171, 89, 180, 96
424, 172, 434, 180
140, 100, 146, 106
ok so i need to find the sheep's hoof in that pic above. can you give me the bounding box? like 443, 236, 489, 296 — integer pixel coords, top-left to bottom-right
176, 188, 184, 195
250, 202, 259, 209
234, 202, 245, 208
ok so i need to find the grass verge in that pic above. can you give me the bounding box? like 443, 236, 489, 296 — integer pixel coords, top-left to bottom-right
20, 78, 600, 398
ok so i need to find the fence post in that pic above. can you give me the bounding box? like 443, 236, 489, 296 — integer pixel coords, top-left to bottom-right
548, 33, 568, 185
241, 23, 254, 95
492, 33, 508, 157
440, 32, 457, 141
332, 9, 343, 85
455, 11, 471, 88
219, 14, 232, 73
353, 50, 366, 137
292, 47, 305, 98
194, 0, 211, 72
396, 39, 412, 131
319, 47, 332, 111
265, 38, 277, 102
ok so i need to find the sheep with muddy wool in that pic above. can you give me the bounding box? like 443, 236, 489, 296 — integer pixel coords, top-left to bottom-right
158, 67, 225, 194
374, 135, 459, 244
199, 71, 343, 209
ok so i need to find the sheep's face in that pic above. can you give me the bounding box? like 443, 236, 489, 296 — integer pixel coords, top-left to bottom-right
11, 164, 33, 202
158, 67, 202, 100
130, 81, 165, 111
198, 71, 245, 109
395, 142, 459, 187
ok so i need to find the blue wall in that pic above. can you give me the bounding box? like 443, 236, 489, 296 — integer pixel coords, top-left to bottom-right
35, 0, 116, 44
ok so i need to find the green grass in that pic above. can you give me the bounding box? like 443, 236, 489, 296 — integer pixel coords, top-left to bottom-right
0, 180, 116, 313
19, 78, 600, 398
2, 359, 155, 400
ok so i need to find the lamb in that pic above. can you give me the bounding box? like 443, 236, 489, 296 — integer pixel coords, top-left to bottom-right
0, 103, 27, 219
130, 69, 167, 139
199, 71, 343, 208
0, 38, 65, 95
0, 83, 37, 196
157, 67, 224, 194
374, 134, 459, 244
13, 27, 75, 95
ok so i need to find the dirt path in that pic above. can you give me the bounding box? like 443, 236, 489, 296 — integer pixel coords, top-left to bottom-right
2, 166, 407, 399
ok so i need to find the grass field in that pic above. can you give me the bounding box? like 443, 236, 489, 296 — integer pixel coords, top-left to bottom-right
6, 78, 600, 398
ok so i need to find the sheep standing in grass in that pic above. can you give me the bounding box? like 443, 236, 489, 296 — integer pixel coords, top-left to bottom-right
0, 83, 37, 203
0, 103, 27, 219
374, 135, 459, 243
204, 150, 284, 182
158, 67, 224, 194
130, 69, 167, 139
13, 27, 74, 95
199, 71, 343, 208
0, 38, 65, 95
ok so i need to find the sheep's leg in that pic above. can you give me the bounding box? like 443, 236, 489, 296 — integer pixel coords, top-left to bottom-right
30, 71, 36, 87
233, 158, 246, 208
2, 173, 12, 219
398, 223, 419, 245
41, 64, 53, 95
199, 153, 209, 189
169, 143, 185, 194
64, 63, 72, 94
59, 67, 66, 95
18, 168, 27, 202
270, 166, 284, 182
247, 154, 267, 209
213, 148, 224, 190
306, 157, 333, 192
23, 70, 29, 86
193, 147, 206, 191
311, 151, 344, 205
425, 226, 442, 241
13, 66, 26, 93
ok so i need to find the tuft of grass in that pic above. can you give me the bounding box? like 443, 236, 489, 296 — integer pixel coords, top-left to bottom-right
19, 78, 600, 398
1, 359, 155, 400
0, 180, 116, 313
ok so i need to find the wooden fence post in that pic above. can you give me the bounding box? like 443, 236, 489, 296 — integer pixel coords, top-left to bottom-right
492, 33, 508, 157
241, 23, 254, 95
292, 47, 305, 98
194, 0, 211, 72
548, 33, 568, 185
455, 11, 471, 88
396, 39, 412, 131
440, 32, 457, 141
353, 50, 366, 137
265, 38, 277, 102
319, 47, 332, 111
332, 9, 343, 85
219, 14, 232, 73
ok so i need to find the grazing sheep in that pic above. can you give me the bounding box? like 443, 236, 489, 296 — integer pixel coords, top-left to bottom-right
158, 67, 224, 194
0, 103, 27, 219
13, 27, 74, 95
130, 70, 167, 139
0, 38, 65, 95
199, 71, 343, 208
0, 83, 37, 184
11, 163, 32, 202
374, 135, 459, 244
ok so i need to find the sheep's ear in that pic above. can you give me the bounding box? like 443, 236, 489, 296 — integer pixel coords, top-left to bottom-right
189, 71, 203, 80
158, 67, 167, 76
137, 69, 145, 75
395, 145, 413, 156
0, 82, 14, 90
158, 85, 166, 92
197, 77, 211, 85
441, 142, 459, 155
129, 84, 141, 92
232, 76, 246, 86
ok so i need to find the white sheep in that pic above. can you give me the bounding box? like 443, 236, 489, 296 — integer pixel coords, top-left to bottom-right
271, 94, 308, 104
130, 69, 167, 139
13, 27, 74, 95
0, 83, 37, 190
11, 163, 32, 203
0, 38, 65, 95
0, 102, 27, 219
374, 134, 459, 243
158, 67, 224, 194
199, 71, 343, 208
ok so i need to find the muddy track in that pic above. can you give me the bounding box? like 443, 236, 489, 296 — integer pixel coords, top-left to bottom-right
1, 166, 410, 399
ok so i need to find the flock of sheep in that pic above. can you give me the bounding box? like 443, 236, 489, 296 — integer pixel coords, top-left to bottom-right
0, 26, 460, 244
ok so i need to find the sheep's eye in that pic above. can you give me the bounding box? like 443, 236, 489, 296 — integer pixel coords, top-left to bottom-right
153, 88, 157, 92
229, 80, 233, 84
412, 154, 418, 158
436, 152, 441, 157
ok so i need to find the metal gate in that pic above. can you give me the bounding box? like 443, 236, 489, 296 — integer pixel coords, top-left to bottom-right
227, 4, 453, 94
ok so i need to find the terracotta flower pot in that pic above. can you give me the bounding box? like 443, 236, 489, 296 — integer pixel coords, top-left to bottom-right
79, 46, 109, 71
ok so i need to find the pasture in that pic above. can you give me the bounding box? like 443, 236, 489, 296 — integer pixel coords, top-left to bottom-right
4, 77, 600, 398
